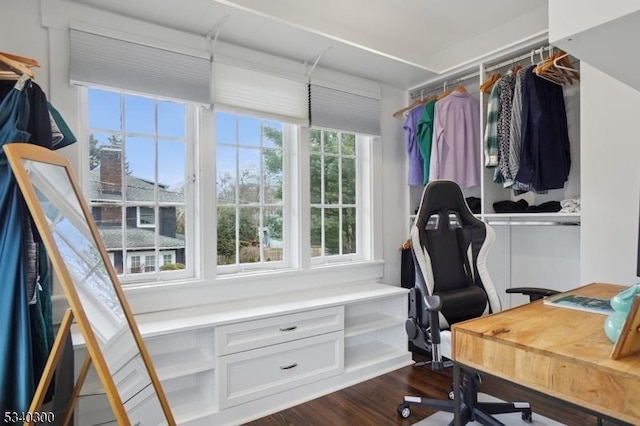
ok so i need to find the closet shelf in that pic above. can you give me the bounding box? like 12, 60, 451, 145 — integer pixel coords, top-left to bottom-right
483, 212, 580, 225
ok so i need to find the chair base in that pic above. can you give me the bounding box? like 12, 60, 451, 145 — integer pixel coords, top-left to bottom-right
398, 371, 532, 426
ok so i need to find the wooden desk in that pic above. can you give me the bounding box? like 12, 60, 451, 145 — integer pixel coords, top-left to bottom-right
452, 283, 640, 425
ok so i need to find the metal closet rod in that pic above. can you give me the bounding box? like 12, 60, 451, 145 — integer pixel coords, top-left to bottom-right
487, 220, 580, 226
410, 45, 554, 99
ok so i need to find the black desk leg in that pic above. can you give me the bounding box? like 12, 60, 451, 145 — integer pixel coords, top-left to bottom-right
453, 363, 462, 426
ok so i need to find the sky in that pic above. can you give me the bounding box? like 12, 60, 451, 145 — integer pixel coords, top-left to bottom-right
89, 88, 282, 193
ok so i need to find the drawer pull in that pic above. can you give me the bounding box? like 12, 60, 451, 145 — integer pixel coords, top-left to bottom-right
280, 363, 298, 370
279, 325, 298, 332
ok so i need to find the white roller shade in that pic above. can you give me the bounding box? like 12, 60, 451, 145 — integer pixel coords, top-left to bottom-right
309, 84, 381, 136
213, 62, 308, 125
70, 28, 211, 104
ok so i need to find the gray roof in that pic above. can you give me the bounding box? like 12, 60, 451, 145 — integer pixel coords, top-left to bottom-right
90, 167, 183, 203
98, 227, 184, 250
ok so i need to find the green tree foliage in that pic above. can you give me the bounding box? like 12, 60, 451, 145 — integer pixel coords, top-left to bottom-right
215, 124, 357, 261
310, 130, 357, 255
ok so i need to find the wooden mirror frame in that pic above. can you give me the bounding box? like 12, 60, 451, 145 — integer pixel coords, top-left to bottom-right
4, 143, 175, 425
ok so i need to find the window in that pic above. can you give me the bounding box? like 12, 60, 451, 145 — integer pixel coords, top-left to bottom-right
87, 87, 191, 279
310, 129, 359, 261
215, 111, 287, 271
144, 255, 155, 273
137, 206, 155, 228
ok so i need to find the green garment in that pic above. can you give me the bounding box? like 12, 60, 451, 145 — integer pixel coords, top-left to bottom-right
415, 99, 437, 184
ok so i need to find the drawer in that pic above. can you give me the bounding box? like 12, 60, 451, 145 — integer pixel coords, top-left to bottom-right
218, 330, 344, 409
216, 306, 344, 355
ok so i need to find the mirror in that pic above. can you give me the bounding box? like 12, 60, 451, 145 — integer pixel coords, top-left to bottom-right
4, 143, 175, 425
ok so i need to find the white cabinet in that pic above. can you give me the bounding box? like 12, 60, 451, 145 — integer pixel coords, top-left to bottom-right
72, 283, 411, 425
218, 331, 344, 409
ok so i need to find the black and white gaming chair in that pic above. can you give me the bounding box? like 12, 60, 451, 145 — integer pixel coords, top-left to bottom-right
398, 180, 535, 425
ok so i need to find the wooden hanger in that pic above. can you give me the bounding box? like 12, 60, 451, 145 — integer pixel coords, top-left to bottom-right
552, 51, 580, 84
534, 48, 565, 85
454, 81, 467, 93
0, 52, 37, 79
479, 72, 500, 93
392, 98, 426, 118
0, 52, 40, 68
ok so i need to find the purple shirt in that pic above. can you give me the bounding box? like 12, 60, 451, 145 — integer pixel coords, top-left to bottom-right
403, 104, 425, 185
429, 92, 480, 188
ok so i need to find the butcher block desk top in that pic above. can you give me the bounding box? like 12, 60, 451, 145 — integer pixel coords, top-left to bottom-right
452, 283, 640, 425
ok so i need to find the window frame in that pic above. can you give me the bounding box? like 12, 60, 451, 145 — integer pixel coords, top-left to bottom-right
214, 110, 295, 275
309, 128, 370, 266
81, 86, 197, 284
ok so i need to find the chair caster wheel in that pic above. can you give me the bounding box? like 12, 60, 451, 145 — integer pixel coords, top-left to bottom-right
447, 387, 455, 400
522, 410, 532, 422
397, 403, 411, 419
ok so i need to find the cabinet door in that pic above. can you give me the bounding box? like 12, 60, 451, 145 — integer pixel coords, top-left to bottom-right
216, 306, 344, 355
218, 331, 344, 408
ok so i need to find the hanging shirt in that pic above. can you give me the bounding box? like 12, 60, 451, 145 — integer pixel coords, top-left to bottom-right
507, 65, 532, 187
403, 104, 425, 185
416, 99, 436, 185
497, 72, 516, 185
515, 68, 571, 191
483, 82, 500, 167
430, 91, 480, 188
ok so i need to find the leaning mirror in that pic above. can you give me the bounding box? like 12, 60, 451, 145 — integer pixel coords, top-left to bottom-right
4, 143, 175, 425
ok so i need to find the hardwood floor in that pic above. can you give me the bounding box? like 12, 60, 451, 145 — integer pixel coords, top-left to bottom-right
245, 353, 615, 426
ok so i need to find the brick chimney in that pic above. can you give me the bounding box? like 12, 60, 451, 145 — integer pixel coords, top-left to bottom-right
100, 147, 122, 195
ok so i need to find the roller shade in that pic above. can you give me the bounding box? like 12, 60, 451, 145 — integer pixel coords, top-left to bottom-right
309, 84, 381, 135
212, 62, 308, 125
69, 28, 211, 104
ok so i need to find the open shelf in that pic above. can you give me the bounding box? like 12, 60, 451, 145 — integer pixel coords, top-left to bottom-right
167, 386, 217, 423
345, 313, 404, 338
344, 341, 406, 372
153, 348, 215, 381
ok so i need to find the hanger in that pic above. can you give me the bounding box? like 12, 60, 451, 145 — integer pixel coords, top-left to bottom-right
438, 81, 451, 100
552, 51, 580, 84
392, 97, 426, 118
479, 72, 500, 93
454, 79, 467, 93
0, 52, 37, 79
534, 47, 565, 85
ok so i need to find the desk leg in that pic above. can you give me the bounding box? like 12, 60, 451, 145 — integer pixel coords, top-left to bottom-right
453, 363, 461, 426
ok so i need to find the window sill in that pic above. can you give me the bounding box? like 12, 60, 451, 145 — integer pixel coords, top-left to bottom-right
53, 260, 387, 321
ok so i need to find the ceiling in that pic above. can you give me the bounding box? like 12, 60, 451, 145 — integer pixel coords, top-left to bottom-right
68, 0, 549, 89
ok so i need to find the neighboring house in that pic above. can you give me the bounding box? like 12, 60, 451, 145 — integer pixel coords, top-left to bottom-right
90, 147, 185, 274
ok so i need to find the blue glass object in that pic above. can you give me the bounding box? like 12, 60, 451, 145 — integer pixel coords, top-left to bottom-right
605, 283, 640, 343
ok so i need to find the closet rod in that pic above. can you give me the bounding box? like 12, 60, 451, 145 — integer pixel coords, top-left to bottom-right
410, 45, 556, 98
487, 220, 580, 226
484, 45, 552, 73
410, 70, 479, 99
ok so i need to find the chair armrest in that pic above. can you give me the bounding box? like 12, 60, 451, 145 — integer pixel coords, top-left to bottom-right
506, 287, 561, 302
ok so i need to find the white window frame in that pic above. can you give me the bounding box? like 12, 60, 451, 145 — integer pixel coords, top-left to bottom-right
215, 110, 295, 275
81, 86, 196, 284
309, 129, 371, 266
136, 206, 156, 228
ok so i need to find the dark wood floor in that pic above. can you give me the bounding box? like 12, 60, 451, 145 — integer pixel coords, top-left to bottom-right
245, 353, 617, 426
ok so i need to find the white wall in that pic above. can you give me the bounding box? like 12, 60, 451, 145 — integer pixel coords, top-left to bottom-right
2, 0, 409, 316
548, 0, 640, 43
379, 84, 408, 286
580, 63, 640, 285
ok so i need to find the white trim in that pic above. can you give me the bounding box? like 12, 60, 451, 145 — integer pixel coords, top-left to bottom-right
136, 206, 155, 228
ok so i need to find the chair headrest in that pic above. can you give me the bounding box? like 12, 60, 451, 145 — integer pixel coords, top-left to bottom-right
415, 180, 478, 230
